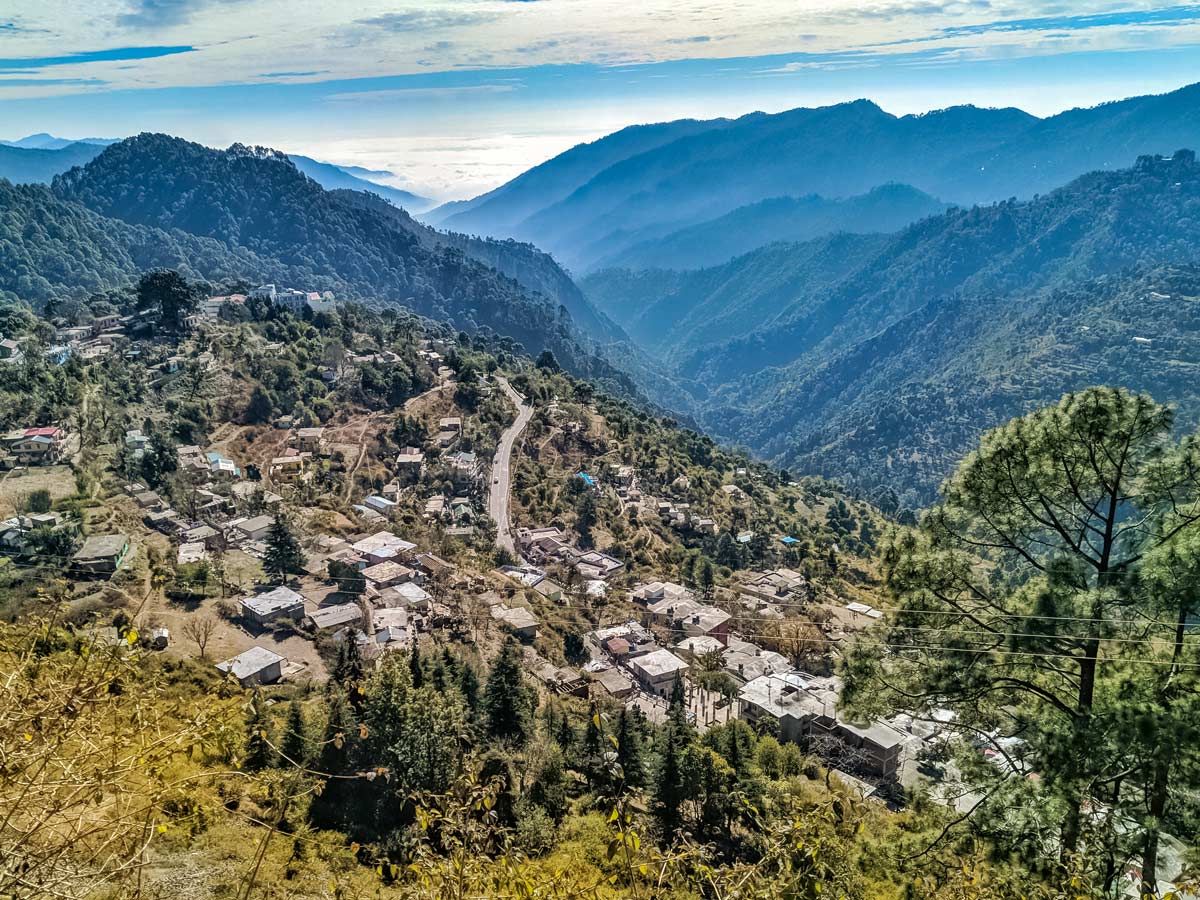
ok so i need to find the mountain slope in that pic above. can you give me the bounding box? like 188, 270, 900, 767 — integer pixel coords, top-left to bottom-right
588, 151, 1200, 497
288, 155, 432, 212
0, 142, 107, 185
427, 117, 731, 233
596, 184, 947, 272
41, 134, 631, 388
440, 81, 1200, 273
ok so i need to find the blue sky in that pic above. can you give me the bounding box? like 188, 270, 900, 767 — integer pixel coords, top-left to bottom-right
3, 2, 1200, 199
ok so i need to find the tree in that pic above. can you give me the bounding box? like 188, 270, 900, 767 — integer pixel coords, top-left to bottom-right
615, 707, 646, 789
280, 700, 308, 766
263, 517, 305, 581
535, 350, 560, 372
483, 639, 533, 745
243, 690, 276, 771
409, 640, 424, 689
25, 489, 51, 514
136, 270, 198, 334
843, 388, 1200, 869
244, 385, 274, 424
181, 615, 217, 659
328, 559, 363, 594
332, 630, 365, 692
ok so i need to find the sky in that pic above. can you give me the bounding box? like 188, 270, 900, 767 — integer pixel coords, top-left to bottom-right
2, 2, 1200, 201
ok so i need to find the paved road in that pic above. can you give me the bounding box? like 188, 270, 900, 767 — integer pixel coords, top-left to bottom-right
488, 376, 533, 554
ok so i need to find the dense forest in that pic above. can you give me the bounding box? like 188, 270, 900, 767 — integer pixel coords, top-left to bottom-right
586, 150, 1200, 499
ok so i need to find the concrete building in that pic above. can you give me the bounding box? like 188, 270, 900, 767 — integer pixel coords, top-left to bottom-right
308, 603, 363, 632
71, 534, 131, 575
217, 646, 284, 687
627, 648, 689, 698
240, 586, 305, 626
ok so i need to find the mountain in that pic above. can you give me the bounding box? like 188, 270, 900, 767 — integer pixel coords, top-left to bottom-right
287, 155, 433, 212
594, 184, 948, 272
586, 150, 1200, 499
0, 133, 436, 216
0, 133, 630, 389
1, 133, 115, 150
425, 117, 731, 232
0, 142, 108, 185
437, 82, 1200, 273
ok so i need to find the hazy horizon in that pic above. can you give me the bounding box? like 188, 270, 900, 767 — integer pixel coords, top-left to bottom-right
5, 2, 1200, 200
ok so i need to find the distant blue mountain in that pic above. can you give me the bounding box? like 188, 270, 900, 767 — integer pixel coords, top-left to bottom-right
288, 155, 432, 212
436, 81, 1200, 273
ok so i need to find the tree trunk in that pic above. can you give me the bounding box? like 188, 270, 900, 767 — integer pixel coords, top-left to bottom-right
1141, 753, 1170, 897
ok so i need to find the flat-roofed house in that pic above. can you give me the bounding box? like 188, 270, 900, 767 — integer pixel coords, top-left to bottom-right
627, 648, 689, 698
351, 531, 416, 565
294, 426, 326, 454
361, 560, 415, 588
71, 534, 131, 575
240, 585, 305, 626
308, 603, 363, 632
217, 646, 284, 687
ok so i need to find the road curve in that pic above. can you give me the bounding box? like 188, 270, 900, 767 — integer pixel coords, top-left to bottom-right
488, 376, 533, 555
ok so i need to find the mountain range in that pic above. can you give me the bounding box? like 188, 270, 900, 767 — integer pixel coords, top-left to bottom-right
430, 81, 1200, 274
0, 134, 434, 214
585, 150, 1200, 499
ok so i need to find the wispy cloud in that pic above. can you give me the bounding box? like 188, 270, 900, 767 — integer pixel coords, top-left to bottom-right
357, 10, 500, 32
326, 84, 519, 103
117, 0, 247, 28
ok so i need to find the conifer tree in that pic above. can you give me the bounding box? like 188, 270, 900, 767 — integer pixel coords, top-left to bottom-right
409, 640, 424, 688
243, 690, 276, 771
280, 699, 308, 767
484, 638, 532, 745
616, 707, 646, 789
263, 516, 305, 581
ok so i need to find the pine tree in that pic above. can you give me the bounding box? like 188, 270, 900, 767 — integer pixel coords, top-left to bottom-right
616, 707, 646, 789
243, 690, 276, 771
458, 661, 480, 709
263, 517, 305, 581
581, 702, 609, 793
409, 640, 424, 688
280, 700, 308, 766
484, 639, 532, 745
529, 741, 568, 822
333, 631, 365, 696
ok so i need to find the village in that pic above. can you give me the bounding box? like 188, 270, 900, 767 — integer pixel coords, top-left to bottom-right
0, 281, 948, 803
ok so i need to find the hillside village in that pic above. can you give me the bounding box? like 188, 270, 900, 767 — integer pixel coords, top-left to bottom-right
0, 272, 938, 800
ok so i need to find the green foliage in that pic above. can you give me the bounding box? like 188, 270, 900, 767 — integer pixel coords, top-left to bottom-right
483, 639, 533, 746
263, 517, 305, 581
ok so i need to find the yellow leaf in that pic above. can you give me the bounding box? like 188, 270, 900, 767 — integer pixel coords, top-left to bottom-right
126, 629, 138, 645
350, 842, 360, 855
23, 733, 31, 741
156, 824, 168, 834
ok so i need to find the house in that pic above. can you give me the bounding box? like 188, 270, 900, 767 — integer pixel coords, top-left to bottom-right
177, 542, 208, 565
492, 604, 540, 640
351, 531, 416, 564
240, 585, 305, 626
231, 481, 284, 510
7, 427, 67, 465
0, 338, 21, 360
182, 523, 221, 549
423, 495, 447, 519
445, 450, 481, 485
229, 515, 275, 544
571, 550, 624, 580
723, 636, 791, 684
217, 646, 285, 687
269, 455, 305, 484
133, 490, 164, 510
308, 603, 364, 632
71, 534, 131, 575
674, 634, 725, 660
627, 648, 689, 698
361, 560, 415, 588
395, 447, 425, 476
364, 495, 396, 515
372, 607, 410, 647
532, 578, 564, 603
438, 416, 462, 434
518, 526, 570, 559
205, 451, 240, 479
738, 673, 831, 742
739, 568, 808, 603
631, 581, 695, 606
680, 605, 731, 645
382, 580, 432, 610
590, 666, 635, 699
124, 429, 150, 455
294, 426, 326, 454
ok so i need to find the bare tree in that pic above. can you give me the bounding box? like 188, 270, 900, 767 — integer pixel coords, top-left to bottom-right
181, 615, 217, 659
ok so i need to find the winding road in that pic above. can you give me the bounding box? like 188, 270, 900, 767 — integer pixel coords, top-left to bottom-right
488, 376, 533, 555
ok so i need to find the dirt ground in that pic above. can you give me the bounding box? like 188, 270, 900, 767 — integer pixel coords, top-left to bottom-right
0, 465, 78, 517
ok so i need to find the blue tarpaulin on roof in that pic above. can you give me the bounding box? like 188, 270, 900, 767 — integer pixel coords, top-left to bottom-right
576, 472, 596, 487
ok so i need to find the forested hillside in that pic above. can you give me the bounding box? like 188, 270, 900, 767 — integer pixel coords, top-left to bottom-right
593, 184, 947, 272
38, 134, 631, 388
587, 151, 1200, 499
0, 141, 106, 185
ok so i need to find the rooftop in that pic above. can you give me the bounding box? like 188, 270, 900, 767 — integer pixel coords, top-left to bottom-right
628, 648, 689, 681
217, 646, 284, 681
241, 585, 305, 616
